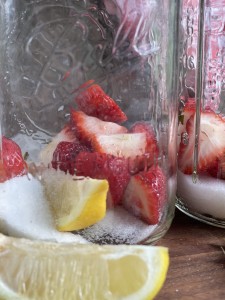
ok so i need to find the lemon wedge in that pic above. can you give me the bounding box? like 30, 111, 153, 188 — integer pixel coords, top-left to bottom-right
0, 234, 169, 300
42, 169, 109, 231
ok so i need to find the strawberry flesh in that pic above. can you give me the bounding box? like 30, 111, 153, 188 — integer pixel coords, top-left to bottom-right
74, 84, 127, 123
130, 121, 159, 168
92, 133, 147, 159
39, 124, 78, 166
130, 122, 158, 153
178, 110, 225, 174
0, 136, 27, 183
52, 141, 91, 175
70, 110, 128, 147
178, 98, 196, 146
75, 152, 131, 206
206, 155, 225, 179
122, 165, 167, 225
53, 124, 78, 143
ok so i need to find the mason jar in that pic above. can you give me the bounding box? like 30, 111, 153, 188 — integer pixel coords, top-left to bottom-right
0, 0, 181, 244
177, 0, 225, 227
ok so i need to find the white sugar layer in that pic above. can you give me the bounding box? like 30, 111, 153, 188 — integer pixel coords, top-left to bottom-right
0, 175, 87, 244
177, 171, 225, 219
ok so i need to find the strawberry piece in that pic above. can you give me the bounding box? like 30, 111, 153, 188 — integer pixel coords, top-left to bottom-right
178, 110, 225, 174
177, 98, 196, 146
74, 84, 127, 123
180, 98, 196, 121
75, 152, 131, 206
130, 121, 159, 165
51, 141, 91, 175
0, 136, 27, 183
122, 165, 167, 225
130, 122, 158, 153
92, 123, 159, 172
92, 133, 147, 159
206, 155, 225, 179
39, 125, 78, 166
54, 124, 77, 142
70, 110, 128, 147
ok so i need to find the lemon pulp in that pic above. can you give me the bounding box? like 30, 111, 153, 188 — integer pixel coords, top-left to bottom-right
0, 234, 169, 300
42, 169, 109, 231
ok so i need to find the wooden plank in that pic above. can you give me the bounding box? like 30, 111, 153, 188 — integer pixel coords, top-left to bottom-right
156, 209, 225, 299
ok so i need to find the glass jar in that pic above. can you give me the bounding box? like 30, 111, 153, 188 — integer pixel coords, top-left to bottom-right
0, 0, 181, 244
177, 0, 225, 227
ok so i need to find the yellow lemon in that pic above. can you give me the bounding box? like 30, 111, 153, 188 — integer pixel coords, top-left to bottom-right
42, 169, 109, 231
0, 234, 169, 300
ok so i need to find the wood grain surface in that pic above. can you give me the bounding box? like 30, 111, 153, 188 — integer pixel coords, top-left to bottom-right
156, 209, 225, 300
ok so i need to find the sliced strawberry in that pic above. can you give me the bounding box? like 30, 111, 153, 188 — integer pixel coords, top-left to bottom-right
0, 160, 7, 182
0, 136, 27, 183
92, 123, 159, 172
177, 98, 196, 146
39, 125, 77, 166
178, 110, 225, 174
74, 83, 127, 123
129, 121, 159, 167
75, 152, 131, 206
51, 141, 91, 175
179, 98, 196, 122
130, 121, 158, 153
70, 110, 128, 147
122, 165, 167, 225
92, 133, 147, 159
206, 155, 225, 179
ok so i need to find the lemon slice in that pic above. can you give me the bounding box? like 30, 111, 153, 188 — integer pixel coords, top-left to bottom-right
42, 169, 109, 231
0, 234, 169, 300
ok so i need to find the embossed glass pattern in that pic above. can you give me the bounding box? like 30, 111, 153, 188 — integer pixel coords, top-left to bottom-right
0, 0, 180, 244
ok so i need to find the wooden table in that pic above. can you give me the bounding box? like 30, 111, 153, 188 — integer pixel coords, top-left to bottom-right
156, 209, 225, 299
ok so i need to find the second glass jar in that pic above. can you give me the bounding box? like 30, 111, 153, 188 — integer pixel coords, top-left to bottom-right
177, 0, 225, 227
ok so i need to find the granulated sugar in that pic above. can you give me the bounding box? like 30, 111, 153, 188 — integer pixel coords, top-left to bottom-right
177, 171, 225, 219
0, 175, 87, 244
78, 206, 157, 244
0, 173, 158, 245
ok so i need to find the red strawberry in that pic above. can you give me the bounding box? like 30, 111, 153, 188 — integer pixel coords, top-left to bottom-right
122, 165, 167, 225
75, 152, 131, 206
51, 141, 91, 175
179, 98, 196, 123
130, 122, 158, 153
92, 133, 147, 159
177, 98, 196, 146
39, 124, 77, 166
0, 136, 27, 183
70, 110, 128, 147
52, 124, 78, 143
206, 155, 225, 179
74, 83, 127, 123
178, 110, 225, 174
130, 121, 159, 167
